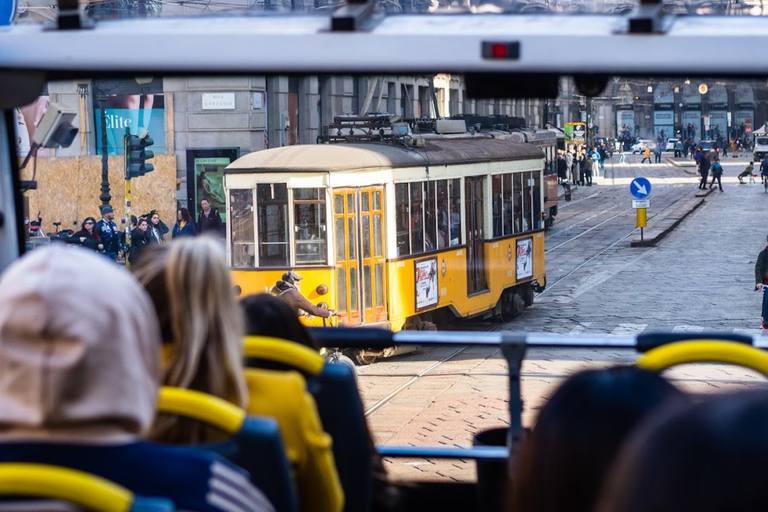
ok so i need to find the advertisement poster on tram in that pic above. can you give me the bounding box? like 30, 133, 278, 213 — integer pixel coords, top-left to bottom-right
516, 238, 533, 279
415, 257, 438, 310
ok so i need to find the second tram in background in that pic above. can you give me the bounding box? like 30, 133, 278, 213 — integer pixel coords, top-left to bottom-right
224, 116, 547, 358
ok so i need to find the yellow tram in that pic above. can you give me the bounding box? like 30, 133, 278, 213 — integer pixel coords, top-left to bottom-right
224, 132, 547, 333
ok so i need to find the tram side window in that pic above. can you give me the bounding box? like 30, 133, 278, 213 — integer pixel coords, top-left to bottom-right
502, 174, 513, 236
492, 176, 502, 238
257, 183, 289, 267
294, 188, 327, 265
424, 181, 437, 251
410, 182, 424, 254
229, 189, 255, 268
436, 180, 449, 249
533, 172, 542, 229
395, 183, 410, 257
514, 174, 525, 232
449, 178, 461, 246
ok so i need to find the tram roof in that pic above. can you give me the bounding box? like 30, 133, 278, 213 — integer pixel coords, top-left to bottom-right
226, 138, 544, 173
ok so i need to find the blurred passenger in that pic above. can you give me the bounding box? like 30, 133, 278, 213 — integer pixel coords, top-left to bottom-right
508, 365, 683, 512
241, 293, 320, 351
240, 292, 400, 512
172, 207, 197, 238
65, 217, 103, 252
597, 391, 768, 512
0, 245, 272, 512
133, 238, 343, 512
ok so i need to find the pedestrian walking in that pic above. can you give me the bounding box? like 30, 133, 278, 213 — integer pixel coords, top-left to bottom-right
147, 210, 169, 244
584, 155, 593, 186
698, 155, 711, 190
641, 146, 651, 164
708, 160, 724, 192
760, 157, 768, 187
129, 217, 150, 265
654, 143, 662, 163
172, 208, 197, 238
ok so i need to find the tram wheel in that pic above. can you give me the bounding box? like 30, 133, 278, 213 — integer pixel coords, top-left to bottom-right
354, 350, 378, 366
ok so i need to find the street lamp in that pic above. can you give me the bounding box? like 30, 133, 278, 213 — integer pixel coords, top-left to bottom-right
92, 79, 121, 208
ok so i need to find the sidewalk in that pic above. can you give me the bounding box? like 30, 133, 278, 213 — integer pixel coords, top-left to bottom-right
629, 187, 713, 247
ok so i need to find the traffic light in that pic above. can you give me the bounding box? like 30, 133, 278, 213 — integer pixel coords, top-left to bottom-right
124, 131, 155, 179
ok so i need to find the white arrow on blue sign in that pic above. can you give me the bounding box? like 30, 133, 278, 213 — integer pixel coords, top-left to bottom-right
630, 177, 652, 199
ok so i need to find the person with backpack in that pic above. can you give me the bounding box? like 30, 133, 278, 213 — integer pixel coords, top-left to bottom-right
708, 158, 724, 192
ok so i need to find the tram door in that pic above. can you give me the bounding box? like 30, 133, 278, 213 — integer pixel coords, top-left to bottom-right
334, 187, 388, 325
465, 176, 487, 294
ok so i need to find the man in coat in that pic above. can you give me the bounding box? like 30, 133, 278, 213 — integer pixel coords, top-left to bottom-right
273, 271, 336, 319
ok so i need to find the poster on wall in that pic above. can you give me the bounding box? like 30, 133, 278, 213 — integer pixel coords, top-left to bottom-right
186, 148, 240, 223
415, 257, 438, 310
709, 111, 728, 139
94, 94, 166, 155
653, 110, 674, 142
516, 238, 533, 280
616, 110, 635, 137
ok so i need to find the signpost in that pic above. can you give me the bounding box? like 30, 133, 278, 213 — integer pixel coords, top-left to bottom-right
630, 177, 651, 245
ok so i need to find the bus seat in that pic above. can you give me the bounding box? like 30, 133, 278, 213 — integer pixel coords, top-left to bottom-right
637, 340, 768, 377
157, 387, 298, 512
0, 463, 173, 511
244, 336, 373, 512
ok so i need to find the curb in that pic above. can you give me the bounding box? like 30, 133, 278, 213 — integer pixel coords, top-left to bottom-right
630, 188, 713, 247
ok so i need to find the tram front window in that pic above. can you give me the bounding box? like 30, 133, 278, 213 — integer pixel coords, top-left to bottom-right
229, 189, 255, 268
294, 188, 327, 264
257, 183, 289, 267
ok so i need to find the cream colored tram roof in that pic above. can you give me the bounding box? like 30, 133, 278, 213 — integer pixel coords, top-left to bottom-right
226, 139, 544, 173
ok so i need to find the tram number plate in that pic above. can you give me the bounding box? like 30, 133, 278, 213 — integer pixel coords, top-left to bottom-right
632, 199, 650, 209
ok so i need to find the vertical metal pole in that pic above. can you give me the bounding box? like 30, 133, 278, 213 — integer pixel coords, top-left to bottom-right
99, 95, 111, 207
124, 133, 132, 268
641, 227, 644, 246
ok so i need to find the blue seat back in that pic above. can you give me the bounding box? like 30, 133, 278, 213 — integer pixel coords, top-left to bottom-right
305, 362, 373, 512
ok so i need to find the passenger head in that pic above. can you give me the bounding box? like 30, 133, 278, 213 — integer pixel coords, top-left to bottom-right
132, 237, 247, 432
509, 365, 683, 512
597, 390, 768, 512
0, 246, 161, 441
240, 293, 320, 351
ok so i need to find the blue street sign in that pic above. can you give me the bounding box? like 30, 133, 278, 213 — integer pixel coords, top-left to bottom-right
630, 177, 652, 199
0, 0, 16, 26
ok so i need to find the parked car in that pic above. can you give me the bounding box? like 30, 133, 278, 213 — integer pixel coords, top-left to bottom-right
665, 138, 680, 152
631, 140, 656, 154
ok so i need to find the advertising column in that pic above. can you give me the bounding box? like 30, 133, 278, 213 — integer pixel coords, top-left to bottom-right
653, 83, 674, 143
708, 85, 728, 142
682, 84, 702, 142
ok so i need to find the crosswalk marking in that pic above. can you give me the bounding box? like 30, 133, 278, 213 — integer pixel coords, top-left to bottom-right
612, 323, 648, 336
671, 325, 704, 333
568, 322, 592, 334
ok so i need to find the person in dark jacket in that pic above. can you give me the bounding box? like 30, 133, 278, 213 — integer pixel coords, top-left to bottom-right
129, 218, 151, 265
147, 210, 170, 244
197, 199, 224, 237
97, 205, 120, 261
698, 154, 711, 190
66, 217, 103, 252
172, 207, 197, 238
755, 235, 768, 329
273, 271, 336, 319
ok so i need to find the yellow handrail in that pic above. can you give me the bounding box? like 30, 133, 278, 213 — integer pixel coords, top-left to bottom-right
637, 340, 768, 377
157, 387, 245, 435
0, 463, 134, 512
244, 336, 325, 376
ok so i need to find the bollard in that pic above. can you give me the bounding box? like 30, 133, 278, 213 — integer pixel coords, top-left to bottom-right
473, 427, 509, 512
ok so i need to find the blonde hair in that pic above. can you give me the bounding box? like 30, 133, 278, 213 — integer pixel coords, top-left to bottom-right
132, 237, 247, 443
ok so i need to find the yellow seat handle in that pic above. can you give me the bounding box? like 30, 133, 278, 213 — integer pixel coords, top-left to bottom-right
158, 387, 245, 435
637, 340, 768, 377
0, 463, 134, 512
244, 335, 325, 376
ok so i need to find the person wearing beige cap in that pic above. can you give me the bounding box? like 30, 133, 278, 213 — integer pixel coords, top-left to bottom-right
0, 245, 273, 512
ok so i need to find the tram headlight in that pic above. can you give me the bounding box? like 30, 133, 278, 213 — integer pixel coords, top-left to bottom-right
316, 284, 329, 295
